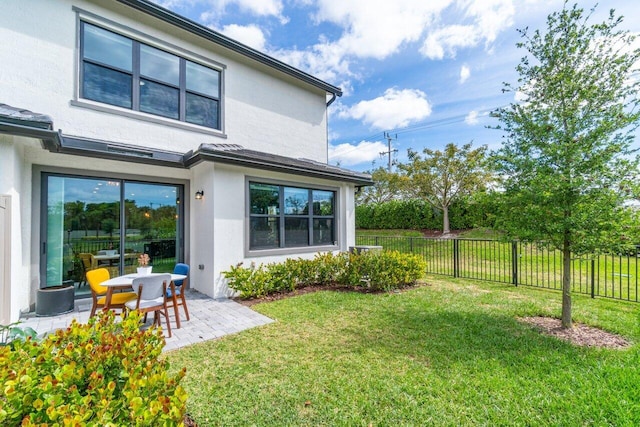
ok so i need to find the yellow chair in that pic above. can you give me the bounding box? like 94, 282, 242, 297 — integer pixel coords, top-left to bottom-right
86, 268, 136, 317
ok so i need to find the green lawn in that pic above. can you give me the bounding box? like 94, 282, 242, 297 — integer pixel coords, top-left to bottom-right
167, 276, 640, 426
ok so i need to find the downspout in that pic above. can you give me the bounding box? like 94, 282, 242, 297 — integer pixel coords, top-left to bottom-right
326, 92, 337, 107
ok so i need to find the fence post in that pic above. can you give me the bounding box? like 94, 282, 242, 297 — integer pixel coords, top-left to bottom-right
511, 241, 518, 286
453, 239, 459, 278
375, 236, 379, 246
410, 237, 414, 253
591, 259, 595, 299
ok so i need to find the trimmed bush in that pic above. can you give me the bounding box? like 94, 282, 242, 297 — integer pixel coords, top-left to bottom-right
224, 251, 427, 298
0, 311, 187, 426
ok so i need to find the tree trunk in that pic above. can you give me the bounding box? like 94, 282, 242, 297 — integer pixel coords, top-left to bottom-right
561, 238, 572, 328
442, 206, 450, 234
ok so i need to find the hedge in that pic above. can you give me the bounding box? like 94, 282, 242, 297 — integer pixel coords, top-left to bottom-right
223, 250, 427, 298
355, 194, 499, 231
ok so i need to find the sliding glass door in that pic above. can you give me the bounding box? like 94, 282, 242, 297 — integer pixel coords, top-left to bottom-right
42, 174, 183, 298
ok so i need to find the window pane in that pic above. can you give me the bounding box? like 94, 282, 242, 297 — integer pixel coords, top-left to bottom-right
45, 176, 120, 298
83, 63, 132, 108
313, 219, 334, 245
186, 61, 219, 97
186, 93, 218, 128
83, 23, 132, 71
313, 190, 334, 216
250, 183, 279, 215
124, 182, 180, 273
284, 187, 308, 215
250, 217, 279, 249
140, 79, 179, 119
285, 217, 309, 247
140, 45, 179, 86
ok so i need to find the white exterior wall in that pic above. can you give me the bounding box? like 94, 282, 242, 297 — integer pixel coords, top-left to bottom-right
0, 0, 359, 318
209, 164, 356, 298
0, 136, 33, 320
0, 0, 329, 162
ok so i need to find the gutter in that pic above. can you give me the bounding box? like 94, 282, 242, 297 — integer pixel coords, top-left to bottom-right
115, 0, 343, 99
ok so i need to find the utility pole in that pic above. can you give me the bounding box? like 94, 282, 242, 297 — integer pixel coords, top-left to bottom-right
379, 132, 398, 172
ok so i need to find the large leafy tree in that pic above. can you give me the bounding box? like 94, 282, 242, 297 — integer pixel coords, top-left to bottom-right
493, 2, 640, 328
356, 167, 405, 205
398, 142, 491, 234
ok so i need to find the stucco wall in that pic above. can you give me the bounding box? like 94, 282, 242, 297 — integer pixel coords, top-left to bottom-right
0, 0, 329, 162
0, 136, 33, 320
208, 163, 356, 298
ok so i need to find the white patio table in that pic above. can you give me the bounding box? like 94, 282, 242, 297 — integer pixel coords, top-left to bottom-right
100, 273, 187, 311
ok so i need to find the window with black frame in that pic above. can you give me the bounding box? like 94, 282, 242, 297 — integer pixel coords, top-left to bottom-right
249, 182, 335, 250
80, 22, 221, 129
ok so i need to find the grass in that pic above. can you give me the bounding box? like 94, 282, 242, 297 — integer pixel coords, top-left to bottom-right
167, 276, 640, 426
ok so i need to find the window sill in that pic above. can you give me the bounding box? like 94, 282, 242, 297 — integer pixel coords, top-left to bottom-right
246, 244, 339, 258
70, 99, 227, 139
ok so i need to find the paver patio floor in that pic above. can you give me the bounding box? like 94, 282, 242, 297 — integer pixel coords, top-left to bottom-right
19, 290, 274, 351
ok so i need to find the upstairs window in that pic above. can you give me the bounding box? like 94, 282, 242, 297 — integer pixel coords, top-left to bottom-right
80, 22, 221, 130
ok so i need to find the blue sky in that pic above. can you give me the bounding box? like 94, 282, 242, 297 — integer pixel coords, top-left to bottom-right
154, 0, 640, 172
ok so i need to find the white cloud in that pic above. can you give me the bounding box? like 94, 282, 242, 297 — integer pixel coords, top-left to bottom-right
465, 110, 479, 125
340, 88, 432, 130
328, 140, 388, 167
421, 0, 514, 59
220, 24, 267, 51
460, 64, 471, 83
198, 0, 288, 25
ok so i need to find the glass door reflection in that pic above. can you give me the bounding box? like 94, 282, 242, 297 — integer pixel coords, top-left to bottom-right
124, 182, 180, 274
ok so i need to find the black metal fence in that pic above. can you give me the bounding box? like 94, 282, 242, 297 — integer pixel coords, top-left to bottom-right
355, 235, 639, 303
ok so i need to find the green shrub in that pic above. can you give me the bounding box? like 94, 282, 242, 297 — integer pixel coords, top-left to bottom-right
224, 251, 427, 298
0, 322, 38, 349
0, 311, 187, 426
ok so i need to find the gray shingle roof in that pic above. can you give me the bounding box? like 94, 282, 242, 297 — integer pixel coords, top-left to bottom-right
184, 143, 372, 185
0, 103, 53, 129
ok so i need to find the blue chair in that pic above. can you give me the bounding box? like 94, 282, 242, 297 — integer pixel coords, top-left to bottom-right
167, 263, 190, 329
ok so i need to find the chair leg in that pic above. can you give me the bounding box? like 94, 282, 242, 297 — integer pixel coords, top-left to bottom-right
172, 292, 181, 329
90, 304, 97, 318
162, 306, 172, 338
180, 291, 190, 321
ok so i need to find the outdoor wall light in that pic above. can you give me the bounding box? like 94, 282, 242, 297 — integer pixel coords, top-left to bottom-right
195, 190, 204, 200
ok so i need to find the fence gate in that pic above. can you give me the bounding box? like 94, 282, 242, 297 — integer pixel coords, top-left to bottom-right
0, 195, 11, 324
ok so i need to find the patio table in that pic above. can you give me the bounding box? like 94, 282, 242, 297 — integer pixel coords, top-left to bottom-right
92, 252, 138, 268
100, 273, 187, 312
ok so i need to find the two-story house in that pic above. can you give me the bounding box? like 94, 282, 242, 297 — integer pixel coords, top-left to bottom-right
0, 0, 371, 322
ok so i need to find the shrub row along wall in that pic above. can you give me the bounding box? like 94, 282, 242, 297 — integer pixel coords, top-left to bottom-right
355, 196, 499, 230
223, 251, 427, 299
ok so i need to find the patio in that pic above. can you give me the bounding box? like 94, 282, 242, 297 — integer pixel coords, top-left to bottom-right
19, 290, 274, 351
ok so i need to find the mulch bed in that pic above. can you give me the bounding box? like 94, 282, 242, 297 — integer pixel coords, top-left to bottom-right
519, 316, 631, 349
184, 414, 198, 426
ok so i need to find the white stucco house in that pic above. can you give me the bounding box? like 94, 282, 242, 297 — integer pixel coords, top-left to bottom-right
0, 0, 371, 323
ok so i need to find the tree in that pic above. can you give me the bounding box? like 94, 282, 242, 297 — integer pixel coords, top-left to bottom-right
398, 142, 491, 234
356, 167, 405, 205
492, 2, 640, 328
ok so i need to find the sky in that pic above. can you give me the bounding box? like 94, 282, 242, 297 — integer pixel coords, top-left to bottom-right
153, 0, 640, 172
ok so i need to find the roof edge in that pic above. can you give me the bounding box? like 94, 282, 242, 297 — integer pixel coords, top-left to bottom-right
115, 0, 343, 97
184, 145, 373, 186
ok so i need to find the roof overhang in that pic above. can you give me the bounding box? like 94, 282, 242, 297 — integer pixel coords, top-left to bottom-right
0, 104, 371, 186
114, 0, 342, 99
184, 144, 373, 186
